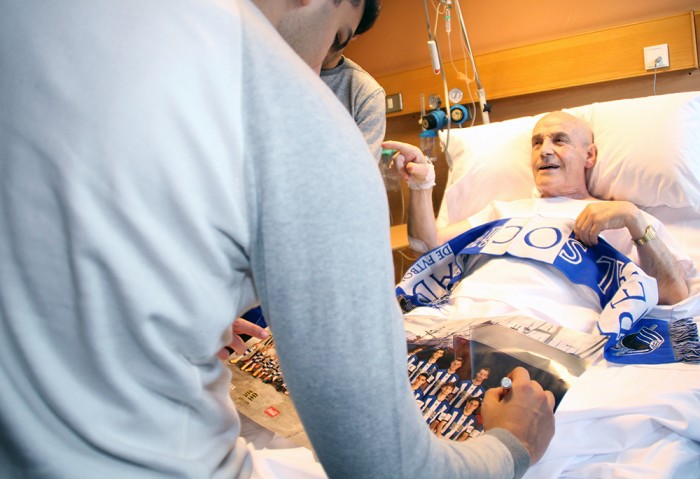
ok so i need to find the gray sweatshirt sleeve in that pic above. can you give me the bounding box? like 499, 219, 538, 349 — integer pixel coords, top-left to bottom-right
321, 57, 386, 161
243, 24, 528, 479
355, 85, 386, 161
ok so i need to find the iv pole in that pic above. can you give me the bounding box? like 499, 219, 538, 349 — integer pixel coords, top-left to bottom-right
452, 0, 490, 124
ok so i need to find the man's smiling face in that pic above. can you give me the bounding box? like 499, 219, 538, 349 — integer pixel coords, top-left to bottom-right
530, 112, 597, 200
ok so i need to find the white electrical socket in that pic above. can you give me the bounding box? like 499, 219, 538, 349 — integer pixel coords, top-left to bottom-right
643, 44, 669, 70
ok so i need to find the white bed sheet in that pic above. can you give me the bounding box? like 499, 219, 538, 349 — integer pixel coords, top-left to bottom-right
525, 362, 700, 479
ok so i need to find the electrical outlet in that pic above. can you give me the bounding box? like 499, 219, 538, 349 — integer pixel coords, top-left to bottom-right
643, 44, 669, 70
385, 93, 403, 113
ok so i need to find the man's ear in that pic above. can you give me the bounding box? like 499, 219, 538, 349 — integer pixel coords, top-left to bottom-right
584, 143, 597, 170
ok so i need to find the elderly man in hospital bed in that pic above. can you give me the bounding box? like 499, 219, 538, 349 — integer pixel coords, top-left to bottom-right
384, 111, 692, 339
388, 98, 700, 478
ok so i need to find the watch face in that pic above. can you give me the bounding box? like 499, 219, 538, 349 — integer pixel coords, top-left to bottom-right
448, 88, 464, 103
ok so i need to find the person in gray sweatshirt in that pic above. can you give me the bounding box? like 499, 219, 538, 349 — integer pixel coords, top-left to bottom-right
0, 1, 555, 478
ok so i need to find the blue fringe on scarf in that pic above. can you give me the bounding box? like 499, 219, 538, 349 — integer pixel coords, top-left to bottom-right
607, 316, 700, 364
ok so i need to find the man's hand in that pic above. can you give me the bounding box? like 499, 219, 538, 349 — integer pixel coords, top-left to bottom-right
575, 200, 688, 304
381, 140, 441, 250
481, 367, 555, 464
574, 200, 645, 246
216, 317, 270, 360
382, 140, 430, 184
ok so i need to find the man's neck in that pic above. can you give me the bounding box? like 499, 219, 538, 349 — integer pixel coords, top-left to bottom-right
321, 55, 345, 71
563, 191, 596, 200
538, 187, 596, 200
249, 0, 287, 27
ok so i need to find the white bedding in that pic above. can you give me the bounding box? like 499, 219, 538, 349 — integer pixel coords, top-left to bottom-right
526, 363, 700, 479
432, 91, 700, 478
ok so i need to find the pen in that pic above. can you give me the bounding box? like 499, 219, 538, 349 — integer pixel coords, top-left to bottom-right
501, 377, 512, 395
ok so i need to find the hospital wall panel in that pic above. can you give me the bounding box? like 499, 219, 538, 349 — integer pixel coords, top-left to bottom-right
378, 13, 699, 118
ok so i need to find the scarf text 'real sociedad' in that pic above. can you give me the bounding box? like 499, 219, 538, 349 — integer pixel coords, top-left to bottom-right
396, 215, 699, 364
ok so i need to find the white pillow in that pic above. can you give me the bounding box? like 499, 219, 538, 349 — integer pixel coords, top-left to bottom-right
437, 91, 700, 227
587, 92, 700, 210
437, 115, 540, 227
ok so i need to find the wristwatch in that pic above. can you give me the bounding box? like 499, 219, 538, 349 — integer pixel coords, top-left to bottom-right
633, 225, 657, 246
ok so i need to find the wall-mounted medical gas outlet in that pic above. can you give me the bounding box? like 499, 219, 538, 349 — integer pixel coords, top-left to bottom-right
420, 104, 472, 131
644, 44, 669, 70
427, 94, 442, 110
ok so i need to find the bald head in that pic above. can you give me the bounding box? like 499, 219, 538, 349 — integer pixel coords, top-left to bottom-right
530, 111, 597, 199
534, 111, 594, 146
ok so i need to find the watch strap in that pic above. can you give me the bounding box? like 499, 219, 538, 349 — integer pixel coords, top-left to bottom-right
633, 225, 657, 246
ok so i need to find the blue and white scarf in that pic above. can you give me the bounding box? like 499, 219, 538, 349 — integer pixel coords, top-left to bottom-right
396, 215, 700, 364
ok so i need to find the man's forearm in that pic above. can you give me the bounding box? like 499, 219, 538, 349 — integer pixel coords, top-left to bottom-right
627, 212, 689, 305
577, 201, 690, 305
637, 239, 689, 305
407, 189, 439, 251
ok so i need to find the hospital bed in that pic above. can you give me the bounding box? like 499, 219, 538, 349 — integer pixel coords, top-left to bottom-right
238, 91, 700, 478
429, 90, 700, 478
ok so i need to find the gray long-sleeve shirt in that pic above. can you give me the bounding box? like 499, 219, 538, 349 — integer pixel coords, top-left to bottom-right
0, 1, 529, 477
321, 56, 386, 160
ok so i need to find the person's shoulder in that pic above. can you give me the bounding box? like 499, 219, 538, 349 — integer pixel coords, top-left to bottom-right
342, 57, 384, 89
238, 5, 365, 150
238, 2, 304, 73
341, 57, 366, 74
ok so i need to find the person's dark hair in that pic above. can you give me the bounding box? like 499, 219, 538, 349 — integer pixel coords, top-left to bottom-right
328, 0, 381, 54
354, 0, 381, 36
439, 382, 455, 392
465, 396, 482, 414
332, 0, 381, 36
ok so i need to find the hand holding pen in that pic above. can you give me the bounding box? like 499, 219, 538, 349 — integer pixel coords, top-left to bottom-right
482, 367, 556, 464
500, 376, 513, 398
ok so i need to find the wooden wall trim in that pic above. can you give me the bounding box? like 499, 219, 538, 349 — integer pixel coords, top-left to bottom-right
380, 12, 699, 117
695, 11, 700, 62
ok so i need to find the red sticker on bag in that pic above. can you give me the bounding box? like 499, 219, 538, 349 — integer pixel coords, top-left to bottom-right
264, 407, 280, 417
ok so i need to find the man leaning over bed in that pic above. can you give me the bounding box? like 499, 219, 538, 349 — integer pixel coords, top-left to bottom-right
0, 1, 559, 479
384, 111, 690, 307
